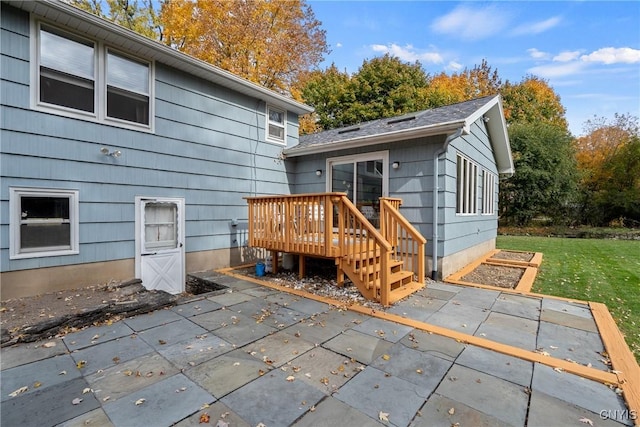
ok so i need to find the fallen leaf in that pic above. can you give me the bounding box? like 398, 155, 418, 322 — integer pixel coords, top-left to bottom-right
553, 367, 564, 373
72, 398, 83, 405
199, 413, 210, 424
76, 360, 86, 369
59, 371, 67, 376
135, 398, 146, 406
200, 403, 210, 410
113, 356, 121, 364
158, 339, 167, 345
448, 407, 455, 415
382, 354, 391, 361
416, 369, 423, 374
33, 382, 42, 388
215, 420, 228, 427
258, 369, 266, 376
43, 342, 56, 348
8, 386, 28, 397
103, 396, 111, 402
91, 334, 100, 340
123, 369, 133, 376
286, 375, 295, 382
379, 411, 390, 422
233, 362, 240, 367
579, 417, 594, 426
82, 387, 92, 394
175, 387, 187, 393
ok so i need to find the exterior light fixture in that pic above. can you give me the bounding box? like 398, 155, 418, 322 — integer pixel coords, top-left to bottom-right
316, 169, 323, 176
101, 147, 121, 158
392, 161, 400, 169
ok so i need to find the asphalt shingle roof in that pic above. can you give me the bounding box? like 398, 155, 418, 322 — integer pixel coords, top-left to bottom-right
292, 95, 497, 152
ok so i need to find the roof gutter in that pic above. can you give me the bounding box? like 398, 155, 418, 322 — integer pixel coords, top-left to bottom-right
431, 126, 465, 280
285, 121, 464, 157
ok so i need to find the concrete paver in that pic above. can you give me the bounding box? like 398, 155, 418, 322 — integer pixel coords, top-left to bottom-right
1, 276, 635, 427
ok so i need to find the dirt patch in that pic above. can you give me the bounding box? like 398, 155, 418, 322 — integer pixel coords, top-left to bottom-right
0, 280, 179, 346
490, 250, 534, 262
460, 264, 525, 289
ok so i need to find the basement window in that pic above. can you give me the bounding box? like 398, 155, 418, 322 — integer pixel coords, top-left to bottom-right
10, 188, 79, 259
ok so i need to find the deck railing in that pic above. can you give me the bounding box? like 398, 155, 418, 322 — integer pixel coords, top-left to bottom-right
246, 192, 425, 305
379, 197, 426, 283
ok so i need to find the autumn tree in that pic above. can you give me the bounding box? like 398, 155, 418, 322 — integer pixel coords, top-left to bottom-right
575, 114, 640, 226
501, 75, 568, 130
423, 59, 501, 108
159, 0, 328, 94
499, 122, 579, 225
67, 0, 162, 40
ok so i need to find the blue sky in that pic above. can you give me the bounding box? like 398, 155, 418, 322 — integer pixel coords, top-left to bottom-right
308, 1, 640, 136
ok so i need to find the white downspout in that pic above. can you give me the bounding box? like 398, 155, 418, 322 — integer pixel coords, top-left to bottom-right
431, 128, 464, 280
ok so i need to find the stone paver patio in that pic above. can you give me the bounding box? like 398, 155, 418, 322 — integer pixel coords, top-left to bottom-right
1, 270, 638, 427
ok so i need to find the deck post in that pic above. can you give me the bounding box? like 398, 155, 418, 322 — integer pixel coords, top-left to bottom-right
271, 250, 279, 274
298, 254, 306, 279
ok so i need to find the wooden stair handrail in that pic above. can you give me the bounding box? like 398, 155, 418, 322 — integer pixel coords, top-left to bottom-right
379, 198, 427, 283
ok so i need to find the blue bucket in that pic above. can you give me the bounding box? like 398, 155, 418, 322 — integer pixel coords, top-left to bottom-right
255, 262, 266, 277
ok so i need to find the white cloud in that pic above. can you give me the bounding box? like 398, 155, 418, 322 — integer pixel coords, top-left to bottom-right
431, 5, 508, 41
528, 48, 549, 60
336, 42, 343, 48
580, 47, 640, 64
553, 51, 581, 62
447, 61, 463, 72
512, 16, 562, 36
370, 43, 444, 64
528, 61, 586, 79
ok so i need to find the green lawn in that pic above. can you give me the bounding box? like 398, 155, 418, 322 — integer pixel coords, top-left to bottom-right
496, 235, 640, 363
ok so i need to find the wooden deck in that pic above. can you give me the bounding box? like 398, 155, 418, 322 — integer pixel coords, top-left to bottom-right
246, 193, 426, 306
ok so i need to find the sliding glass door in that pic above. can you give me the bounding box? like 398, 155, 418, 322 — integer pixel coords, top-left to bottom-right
328, 151, 388, 228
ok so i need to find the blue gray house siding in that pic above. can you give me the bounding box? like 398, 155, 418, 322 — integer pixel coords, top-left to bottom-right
290, 119, 501, 277
0, 4, 298, 297
442, 119, 499, 260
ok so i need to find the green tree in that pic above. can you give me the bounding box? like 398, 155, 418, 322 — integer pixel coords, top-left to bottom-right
298, 64, 352, 130
344, 54, 430, 123
300, 55, 430, 130
499, 122, 579, 225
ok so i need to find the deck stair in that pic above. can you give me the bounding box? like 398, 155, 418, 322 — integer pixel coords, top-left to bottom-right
246, 193, 426, 306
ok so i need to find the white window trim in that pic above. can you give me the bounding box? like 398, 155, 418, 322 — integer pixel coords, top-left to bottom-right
456, 153, 478, 215
482, 169, 497, 215
266, 105, 286, 144
9, 187, 80, 259
30, 20, 155, 133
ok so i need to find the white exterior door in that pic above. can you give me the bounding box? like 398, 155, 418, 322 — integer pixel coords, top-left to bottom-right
135, 197, 185, 294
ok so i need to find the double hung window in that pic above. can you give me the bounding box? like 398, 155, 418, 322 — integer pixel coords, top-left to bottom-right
266, 106, 286, 143
36, 24, 151, 128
